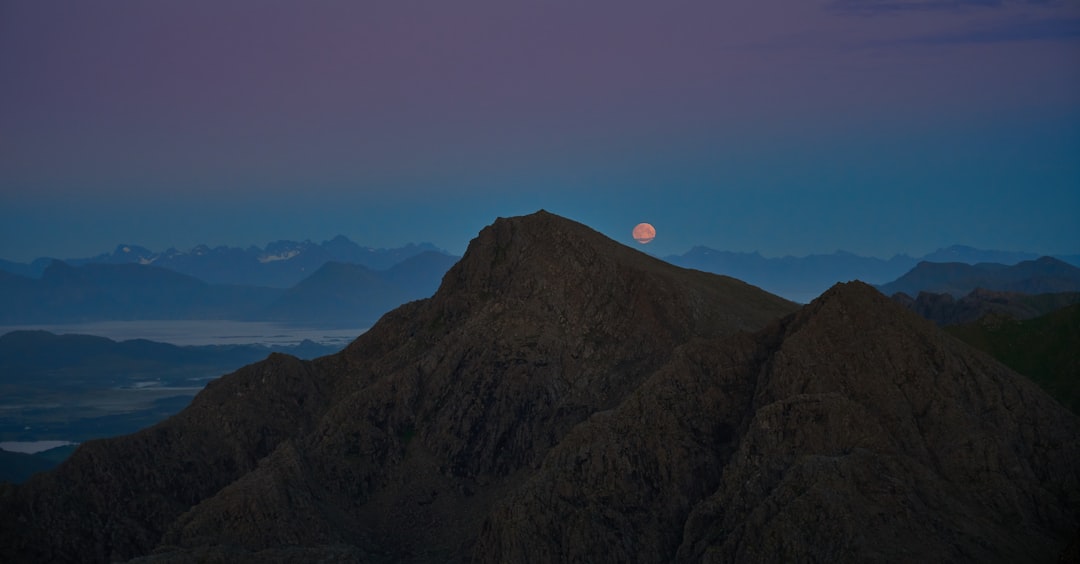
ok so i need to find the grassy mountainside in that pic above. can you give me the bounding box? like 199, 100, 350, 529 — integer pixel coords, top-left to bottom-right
947, 304, 1080, 415
890, 289, 1080, 326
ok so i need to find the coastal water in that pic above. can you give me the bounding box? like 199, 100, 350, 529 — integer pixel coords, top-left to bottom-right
0, 440, 78, 454
0, 320, 367, 347
0, 320, 368, 458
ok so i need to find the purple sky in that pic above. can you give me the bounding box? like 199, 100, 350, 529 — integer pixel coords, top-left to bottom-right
2, 0, 1078, 261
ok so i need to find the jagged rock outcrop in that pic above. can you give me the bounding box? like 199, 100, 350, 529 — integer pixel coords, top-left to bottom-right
475, 282, 1080, 563
2, 211, 1077, 563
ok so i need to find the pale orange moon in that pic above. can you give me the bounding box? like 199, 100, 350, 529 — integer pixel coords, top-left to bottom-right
632, 222, 656, 244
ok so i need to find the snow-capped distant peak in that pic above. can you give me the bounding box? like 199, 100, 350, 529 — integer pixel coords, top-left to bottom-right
258, 250, 301, 263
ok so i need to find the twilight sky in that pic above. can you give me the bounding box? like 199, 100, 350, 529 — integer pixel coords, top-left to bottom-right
1, 0, 1078, 262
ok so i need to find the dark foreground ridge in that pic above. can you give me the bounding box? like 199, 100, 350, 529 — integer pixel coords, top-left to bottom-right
1, 211, 1076, 563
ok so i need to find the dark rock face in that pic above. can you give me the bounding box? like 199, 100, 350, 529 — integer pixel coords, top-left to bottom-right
475, 282, 1080, 563
2, 211, 1077, 563
0, 353, 332, 563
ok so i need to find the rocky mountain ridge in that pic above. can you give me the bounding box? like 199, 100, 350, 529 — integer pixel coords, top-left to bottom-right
1, 211, 1076, 563
478, 280, 1079, 562
890, 288, 1080, 326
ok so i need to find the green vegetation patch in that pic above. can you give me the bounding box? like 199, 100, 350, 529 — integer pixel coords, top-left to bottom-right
947, 304, 1080, 415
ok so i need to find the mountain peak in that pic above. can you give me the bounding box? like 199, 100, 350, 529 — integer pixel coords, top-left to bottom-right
437, 210, 635, 296
780, 280, 933, 343
112, 244, 152, 255
1034, 255, 1073, 268
797, 280, 902, 319
430, 211, 795, 338
448, 210, 672, 284
813, 279, 883, 302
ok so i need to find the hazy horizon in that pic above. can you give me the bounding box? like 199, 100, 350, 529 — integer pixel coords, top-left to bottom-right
1, 227, 1076, 266
2, 2, 1078, 262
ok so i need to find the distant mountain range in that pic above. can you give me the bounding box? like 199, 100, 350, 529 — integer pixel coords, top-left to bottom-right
666, 245, 1080, 303
4, 240, 1077, 306
262, 252, 459, 324
0, 236, 447, 288
0, 261, 280, 323
0, 236, 459, 327
877, 256, 1080, 297
3, 247, 1076, 326
0, 251, 459, 326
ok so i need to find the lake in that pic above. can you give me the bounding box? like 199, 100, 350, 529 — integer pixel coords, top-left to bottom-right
0, 320, 367, 347
0, 440, 78, 454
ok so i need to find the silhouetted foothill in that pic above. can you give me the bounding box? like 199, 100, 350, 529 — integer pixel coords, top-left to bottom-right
1, 212, 1076, 564
877, 256, 1080, 297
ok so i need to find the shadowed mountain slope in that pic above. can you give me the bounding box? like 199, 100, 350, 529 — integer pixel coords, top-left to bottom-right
154, 211, 798, 560
475, 282, 1079, 563
0, 449, 58, 485
0, 211, 796, 563
2, 211, 1077, 563
946, 303, 1080, 415
890, 288, 1080, 326
0, 352, 332, 563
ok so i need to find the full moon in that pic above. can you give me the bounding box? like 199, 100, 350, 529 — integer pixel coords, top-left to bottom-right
632, 222, 656, 244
